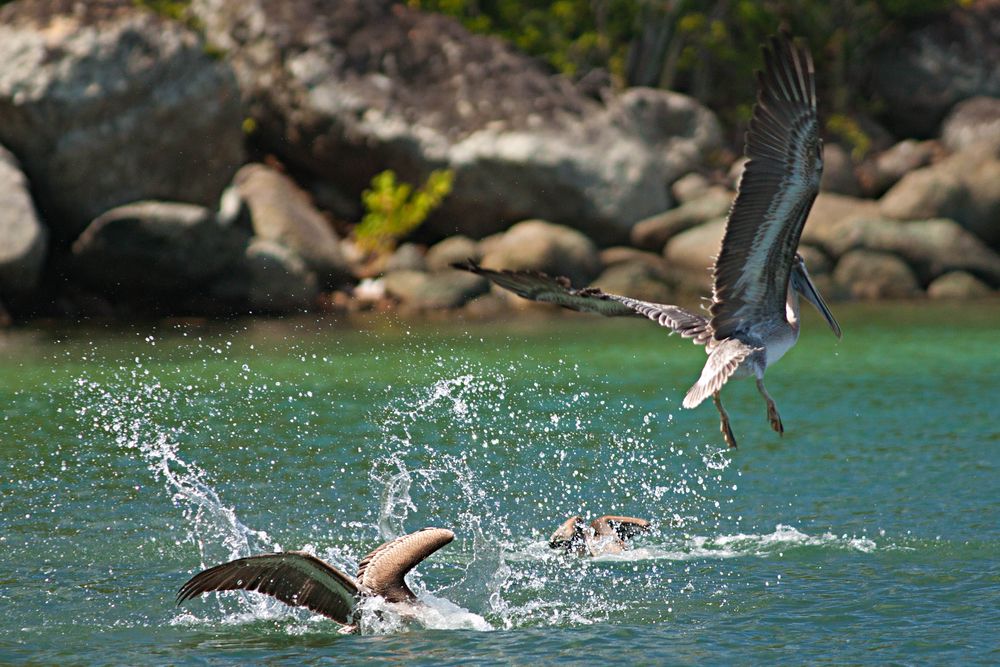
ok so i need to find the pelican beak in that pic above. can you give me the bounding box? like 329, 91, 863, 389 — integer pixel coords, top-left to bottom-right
795, 263, 842, 339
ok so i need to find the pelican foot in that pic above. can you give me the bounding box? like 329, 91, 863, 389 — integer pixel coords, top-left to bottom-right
712, 391, 738, 449
720, 416, 739, 449
767, 404, 784, 436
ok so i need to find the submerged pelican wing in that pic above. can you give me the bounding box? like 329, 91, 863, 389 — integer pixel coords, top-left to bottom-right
176, 551, 360, 624
453, 261, 712, 344
356, 528, 455, 603
710, 32, 823, 340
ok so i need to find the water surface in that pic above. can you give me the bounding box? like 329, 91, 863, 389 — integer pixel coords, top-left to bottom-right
1, 302, 998, 664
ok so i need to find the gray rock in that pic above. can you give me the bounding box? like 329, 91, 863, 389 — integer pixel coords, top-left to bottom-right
189, 0, 721, 244
0, 1, 243, 239
878, 160, 967, 223
243, 239, 319, 313
72, 201, 248, 299
671, 173, 711, 204
833, 249, 922, 300
232, 164, 353, 287
425, 235, 481, 271
663, 218, 725, 274
820, 217, 1000, 286
591, 261, 674, 304
382, 269, 489, 310
480, 220, 601, 287
384, 243, 428, 273
879, 152, 1000, 247
868, 3, 1000, 136
820, 143, 861, 197
926, 271, 994, 299
802, 193, 882, 254
600, 247, 671, 272
630, 186, 732, 252
0, 146, 46, 295
855, 139, 941, 198
941, 96, 1000, 157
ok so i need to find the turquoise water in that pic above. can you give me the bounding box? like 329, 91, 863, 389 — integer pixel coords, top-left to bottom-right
1, 303, 998, 665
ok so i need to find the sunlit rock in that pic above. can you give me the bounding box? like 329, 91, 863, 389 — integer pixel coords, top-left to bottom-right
833, 249, 922, 300
189, 0, 720, 244
0, 145, 46, 296
230, 164, 353, 288
479, 220, 601, 288
0, 0, 243, 241
941, 96, 1000, 157
425, 236, 481, 271
926, 271, 993, 300
630, 186, 732, 252
382, 269, 488, 310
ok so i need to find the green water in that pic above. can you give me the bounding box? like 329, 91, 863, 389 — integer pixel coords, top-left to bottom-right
1, 303, 998, 665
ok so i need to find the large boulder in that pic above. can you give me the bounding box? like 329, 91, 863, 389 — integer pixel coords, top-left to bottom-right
662, 218, 726, 293
0, 0, 244, 241
425, 235, 481, 271
818, 216, 1000, 287
71, 201, 248, 300
591, 261, 675, 304
941, 96, 1000, 157
0, 145, 46, 296
479, 220, 601, 287
630, 186, 732, 252
231, 164, 353, 286
188, 0, 720, 244
382, 269, 489, 310
879, 152, 1000, 247
855, 139, 941, 198
802, 192, 882, 252
926, 271, 993, 299
832, 249, 921, 300
868, 2, 1000, 137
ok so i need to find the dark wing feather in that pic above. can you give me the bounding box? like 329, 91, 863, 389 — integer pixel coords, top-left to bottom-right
591, 515, 651, 541
356, 528, 454, 603
176, 551, 359, 624
453, 261, 711, 345
710, 32, 822, 339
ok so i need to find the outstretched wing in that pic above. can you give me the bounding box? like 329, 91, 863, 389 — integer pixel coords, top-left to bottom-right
453, 261, 712, 345
591, 515, 651, 541
357, 528, 455, 603
710, 32, 823, 340
176, 551, 359, 624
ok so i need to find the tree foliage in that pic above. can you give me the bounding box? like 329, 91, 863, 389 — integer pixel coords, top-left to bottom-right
355, 169, 455, 255
409, 0, 959, 149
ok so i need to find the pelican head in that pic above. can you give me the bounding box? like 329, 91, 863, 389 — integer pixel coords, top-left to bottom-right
790, 253, 842, 339
549, 515, 588, 554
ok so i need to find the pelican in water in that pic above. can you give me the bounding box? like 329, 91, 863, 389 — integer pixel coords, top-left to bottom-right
177, 527, 454, 633
455, 32, 841, 448
549, 515, 651, 556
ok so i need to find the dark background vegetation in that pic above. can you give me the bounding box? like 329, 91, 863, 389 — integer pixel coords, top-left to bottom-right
410, 0, 960, 149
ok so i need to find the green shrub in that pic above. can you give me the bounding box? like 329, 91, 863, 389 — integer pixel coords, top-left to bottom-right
354, 169, 455, 255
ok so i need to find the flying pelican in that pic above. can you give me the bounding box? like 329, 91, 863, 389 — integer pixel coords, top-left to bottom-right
176, 527, 454, 633
455, 32, 841, 448
549, 515, 651, 556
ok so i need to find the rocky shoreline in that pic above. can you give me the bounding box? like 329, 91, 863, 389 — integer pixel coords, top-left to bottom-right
0, 0, 998, 326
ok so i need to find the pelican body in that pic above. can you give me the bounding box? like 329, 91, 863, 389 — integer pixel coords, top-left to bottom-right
177, 527, 454, 632
455, 33, 841, 448
549, 515, 651, 556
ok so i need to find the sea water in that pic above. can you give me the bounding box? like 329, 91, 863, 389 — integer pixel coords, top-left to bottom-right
1, 302, 997, 664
